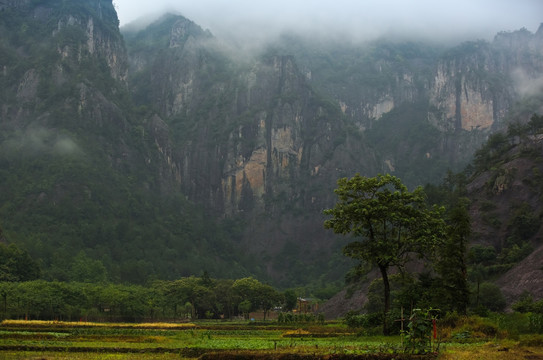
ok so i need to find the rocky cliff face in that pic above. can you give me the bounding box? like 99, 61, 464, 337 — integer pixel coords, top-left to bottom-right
281, 29, 543, 181
2, 2, 543, 286
466, 132, 543, 304
121, 16, 543, 284
0, 0, 161, 283
1, 0, 127, 127
315, 27, 543, 134
126, 18, 374, 218
429, 28, 543, 133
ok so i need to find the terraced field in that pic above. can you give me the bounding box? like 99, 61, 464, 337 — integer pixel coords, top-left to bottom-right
1, 320, 542, 359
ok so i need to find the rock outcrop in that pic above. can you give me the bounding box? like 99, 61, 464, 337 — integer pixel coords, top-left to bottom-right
2, 2, 543, 285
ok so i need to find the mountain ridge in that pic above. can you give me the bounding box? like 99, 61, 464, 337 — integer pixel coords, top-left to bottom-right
1, 2, 542, 293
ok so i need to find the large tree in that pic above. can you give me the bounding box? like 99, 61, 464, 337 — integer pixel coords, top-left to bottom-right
435, 200, 471, 314
324, 174, 445, 335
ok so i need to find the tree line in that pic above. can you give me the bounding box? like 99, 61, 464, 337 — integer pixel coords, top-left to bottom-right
2, 114, 540, 329
0, 274, 298, 322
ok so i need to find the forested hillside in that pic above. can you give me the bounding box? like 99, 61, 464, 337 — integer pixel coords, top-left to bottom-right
467, 114, 543, 304
0, 0, 542, 293
0, 0, 256, 284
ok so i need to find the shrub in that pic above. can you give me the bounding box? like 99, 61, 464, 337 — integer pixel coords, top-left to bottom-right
404, 309, 437, 354
491, 312, 530, 336
512, 292, 535, 313
440, 311, 461, 328
277, 312, 317, 324
461, 316, 501, 339
344, 311, 365, 329
477, 283, 506, 312
529, 313, 543, 334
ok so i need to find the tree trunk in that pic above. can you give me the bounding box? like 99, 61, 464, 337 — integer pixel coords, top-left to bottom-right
476, 279, 480, 309
379, 264, 390, 336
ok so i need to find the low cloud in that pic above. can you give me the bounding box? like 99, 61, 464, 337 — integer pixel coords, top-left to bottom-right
512, 68, 543, 98
115, 0, 542, 46
2, 126, 83, 157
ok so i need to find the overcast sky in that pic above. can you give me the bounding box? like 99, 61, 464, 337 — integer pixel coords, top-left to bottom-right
113, 0, 542, 44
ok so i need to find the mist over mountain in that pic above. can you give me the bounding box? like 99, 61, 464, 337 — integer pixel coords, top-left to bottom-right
115, 0, 543, 47
1, 0, 542, 298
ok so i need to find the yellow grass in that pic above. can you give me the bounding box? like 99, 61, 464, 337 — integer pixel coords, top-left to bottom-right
439, 342, 543, 360
0, 352, 185, 359
1, 319, 197, 329
282, 328, 311, 337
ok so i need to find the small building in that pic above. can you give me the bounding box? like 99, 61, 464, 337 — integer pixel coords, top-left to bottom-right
296, 298, 318, 313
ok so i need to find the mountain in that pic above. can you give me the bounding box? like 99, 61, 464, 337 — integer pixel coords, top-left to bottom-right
1, 0, 542, 291
0, 0, 255, 284
466, 117, 543, 304
320, 115, 543, 317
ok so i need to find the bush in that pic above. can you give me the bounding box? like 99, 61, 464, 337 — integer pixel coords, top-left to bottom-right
512, 292, 536, 313
491, 312, 531, 337
477, 283, 506, 312
445, 315, 503, 342
529, 313, 543, 334
404, 309, 437, 354
277, 312, 317, 324
344, 311, 384, 329
440, 311, 461, 328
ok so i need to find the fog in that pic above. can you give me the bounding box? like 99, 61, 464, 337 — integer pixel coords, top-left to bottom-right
1, 126, 82, 157
512, 68, 543, 98
114, 0, 542, 45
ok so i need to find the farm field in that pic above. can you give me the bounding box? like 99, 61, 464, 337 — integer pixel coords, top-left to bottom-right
1, 320, 543, 359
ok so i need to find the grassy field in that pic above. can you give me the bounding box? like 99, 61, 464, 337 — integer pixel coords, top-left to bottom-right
1, 320, 543, 359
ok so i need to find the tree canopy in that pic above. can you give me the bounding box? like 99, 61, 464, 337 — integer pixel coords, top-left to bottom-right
324, 174, 446, 334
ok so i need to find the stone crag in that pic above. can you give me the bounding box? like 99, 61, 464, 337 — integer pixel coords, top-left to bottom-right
2, 1, 543, 287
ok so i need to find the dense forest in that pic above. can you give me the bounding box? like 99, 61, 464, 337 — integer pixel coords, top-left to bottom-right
1, 114, 542, 328
0, 1, 543, 327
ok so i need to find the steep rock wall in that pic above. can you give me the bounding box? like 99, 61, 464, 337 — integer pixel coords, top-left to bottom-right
429, 27, 543, 132
127, 20, 368, 216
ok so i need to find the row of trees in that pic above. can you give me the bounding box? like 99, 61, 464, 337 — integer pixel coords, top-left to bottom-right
0, 275, 297, 322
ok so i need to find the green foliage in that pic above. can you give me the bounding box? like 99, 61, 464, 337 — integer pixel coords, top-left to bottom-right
519, 334, 543, 346
476, 282, 506, 313
232, 277, 282, 319
2, 0, 541, 306
238, 300, 252, 318
473, 113, 543, 174
512, 291, 543, 315
324, 174, 446, 334
507, 203, 540, 243
435, 200, 471, 314
448, 315, 501, 341
0, 275, 283, 322
473, 132, 511, 172
0, 243, 40, 282
366, 102, 453, 187
467, 245, 497, 266
404, 308, 438, 354
512, 292, 537, 313
277, 312, 322, 324
528, 113, 543, 135
324, 174, 445, 270
282, 290, 297, 312
70, 251, 108, 283
343, 310, 382, 332
529, 314, 543, 334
